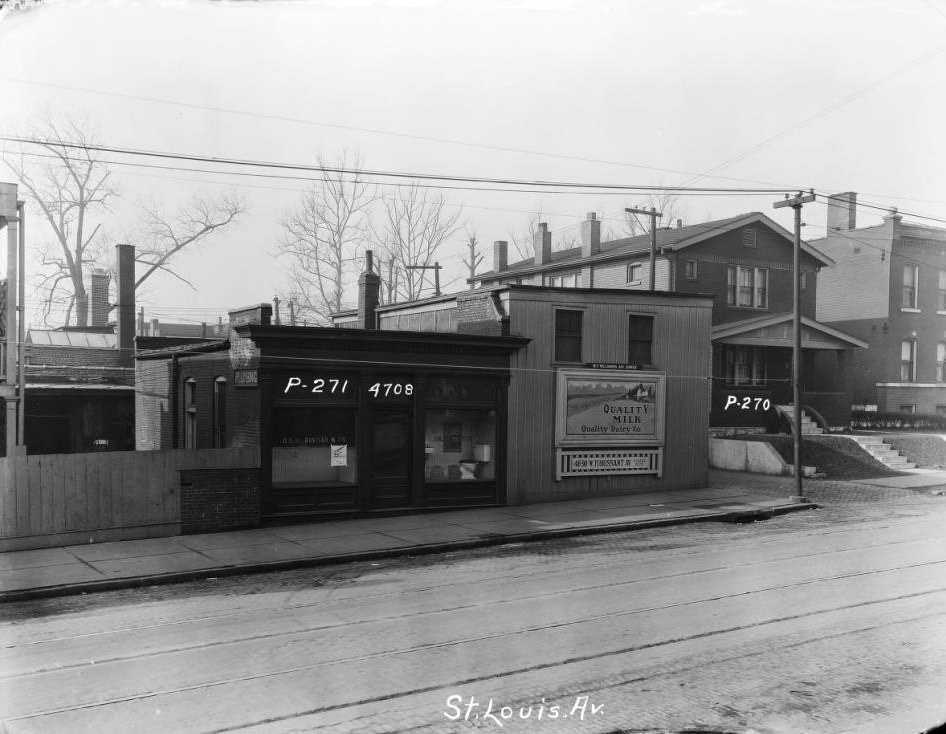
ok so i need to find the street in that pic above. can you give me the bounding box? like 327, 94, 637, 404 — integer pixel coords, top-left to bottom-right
3, 475, 946, 734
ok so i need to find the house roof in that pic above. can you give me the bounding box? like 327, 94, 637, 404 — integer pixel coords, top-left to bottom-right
474, 212, 834, 280
712, 313, 868, 349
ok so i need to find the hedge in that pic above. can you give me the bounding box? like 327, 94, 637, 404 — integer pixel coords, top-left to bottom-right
850, 410, 946, 431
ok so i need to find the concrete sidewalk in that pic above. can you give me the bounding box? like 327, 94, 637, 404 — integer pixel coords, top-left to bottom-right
0, 483, 814, 602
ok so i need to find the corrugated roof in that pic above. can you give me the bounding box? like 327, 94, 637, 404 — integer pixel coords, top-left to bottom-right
27, 330, 116, 348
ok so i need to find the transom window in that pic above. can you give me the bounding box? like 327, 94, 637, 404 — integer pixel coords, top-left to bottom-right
727, 266, 768, 308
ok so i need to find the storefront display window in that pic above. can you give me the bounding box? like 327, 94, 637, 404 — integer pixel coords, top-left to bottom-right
424, 408, 496, 482
272, 407, 357, 486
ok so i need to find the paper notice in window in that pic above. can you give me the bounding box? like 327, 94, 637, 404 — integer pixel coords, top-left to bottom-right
330, 445, 347, 467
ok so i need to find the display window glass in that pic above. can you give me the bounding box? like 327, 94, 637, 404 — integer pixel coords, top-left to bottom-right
424, 409, 496, 482
271, 407, 357, 486
426, 377, 497, 403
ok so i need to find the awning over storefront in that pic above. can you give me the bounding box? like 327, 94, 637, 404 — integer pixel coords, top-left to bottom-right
712, 313, 868, 350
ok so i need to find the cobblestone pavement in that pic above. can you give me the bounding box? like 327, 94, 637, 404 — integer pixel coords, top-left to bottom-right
3, 472, 946, 734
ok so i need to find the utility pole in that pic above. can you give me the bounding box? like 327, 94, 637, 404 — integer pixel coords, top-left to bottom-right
773, 190, 816, 503
405, 262, 442, 297
625, 206, 662, 290
0, 181, 21, 459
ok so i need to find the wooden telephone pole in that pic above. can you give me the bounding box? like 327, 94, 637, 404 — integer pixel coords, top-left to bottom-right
773, 190, 816, 503
625, 206, 662, 290
405, 262, 442, 297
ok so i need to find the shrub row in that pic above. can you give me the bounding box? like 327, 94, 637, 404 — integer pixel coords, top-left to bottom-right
850, 410, 946, 431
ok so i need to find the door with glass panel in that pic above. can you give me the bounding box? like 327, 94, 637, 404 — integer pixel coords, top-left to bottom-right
369, 409, 412, 508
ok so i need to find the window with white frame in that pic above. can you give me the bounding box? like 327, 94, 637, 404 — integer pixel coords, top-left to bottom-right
727, 266, 768, 308
938, 342, 946, 382
902, 264, 919, 309
548, 272, 580, 288
939, 271, 946, 311
684, 260, 698, 280
627, 262, 642, 284
900, 340, 917, 382
183, 378, 197, 449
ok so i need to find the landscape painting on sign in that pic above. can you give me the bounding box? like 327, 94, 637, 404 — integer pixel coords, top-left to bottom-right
561, 373, 662, 442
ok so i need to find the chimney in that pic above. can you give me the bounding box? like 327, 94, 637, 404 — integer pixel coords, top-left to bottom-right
533, 222, 552, 266
115, 244, 135, 366
137, 307, 144, 336
493, 240, 508, 272
90, 268, 110, 327
676, 218, 683, 229
580, 212, 601, 257
358, 249, 381, 329
150, 318, 160, 337
827, 192, 857, 232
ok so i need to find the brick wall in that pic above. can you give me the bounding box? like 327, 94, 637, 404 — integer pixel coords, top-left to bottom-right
179, 468, 261, 533
28, 345, 125, 369
456, 291, 508, 336
178, 353, 232, 449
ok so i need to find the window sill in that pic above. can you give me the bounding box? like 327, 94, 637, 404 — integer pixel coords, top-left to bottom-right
937, 310, 946, 315
726, 305, 769, 311
901, 307, 921, 313
626, 280, 643, 286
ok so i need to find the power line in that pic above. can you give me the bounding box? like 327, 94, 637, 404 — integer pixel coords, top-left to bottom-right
0, 134, 795, 195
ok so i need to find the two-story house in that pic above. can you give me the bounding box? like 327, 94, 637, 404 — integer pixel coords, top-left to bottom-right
813, 192, 946, 414
473, 211, 866, 431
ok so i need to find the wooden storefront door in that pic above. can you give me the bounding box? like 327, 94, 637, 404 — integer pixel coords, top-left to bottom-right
368, 409, 412, 509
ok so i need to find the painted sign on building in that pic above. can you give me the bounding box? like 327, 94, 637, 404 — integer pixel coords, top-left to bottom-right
555, 368, 666, 447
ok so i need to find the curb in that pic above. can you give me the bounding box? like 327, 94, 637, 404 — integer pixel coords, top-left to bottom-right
0, 503, 817, 604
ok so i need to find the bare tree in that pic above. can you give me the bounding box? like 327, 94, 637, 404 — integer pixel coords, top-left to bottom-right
3, 117, 116, 326
609, 191, 686, 240
507, 209, 544, 263
277, 152, 375, 324
135, 193, 245, 291
380, 183, 462, 301
462, 230, 483, 287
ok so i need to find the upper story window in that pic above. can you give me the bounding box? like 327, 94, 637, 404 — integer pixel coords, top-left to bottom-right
548, 272, 580, 288
938, 271, 946, 311
684, 260, 698, 280
938, 343, 946, 383
900, 340, 917, 382
902, 264, 919, 309
627, 315, 654, 366
627, 262, 642, 284
727, 266, 768, 309
183, 378, 197, 449
554, 309, 583, 363
213, 376, 227, 448
800, 271, 807, 290
742, 229, 757, 248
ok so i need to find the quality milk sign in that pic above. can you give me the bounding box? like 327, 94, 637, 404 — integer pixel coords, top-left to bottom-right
555, 368, 666, 447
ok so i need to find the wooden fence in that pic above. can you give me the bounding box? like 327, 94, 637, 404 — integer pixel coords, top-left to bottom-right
0, 448, 258, 551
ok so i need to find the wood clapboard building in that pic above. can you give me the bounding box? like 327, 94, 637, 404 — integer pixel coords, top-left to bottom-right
136, 256, 714, 523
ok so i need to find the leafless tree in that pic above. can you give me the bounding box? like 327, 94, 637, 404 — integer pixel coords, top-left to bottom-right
135, 193, 245, 291
462, 230, 483, 287
3, 117, 116, 327
609, 191, 686, 240
380, 183, 462, 301
507, 209, 544, 263
276, 152, 376, 324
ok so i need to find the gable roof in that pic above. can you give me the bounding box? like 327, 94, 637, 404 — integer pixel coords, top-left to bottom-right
712, 313, 868, 349
475, 212, 833, 281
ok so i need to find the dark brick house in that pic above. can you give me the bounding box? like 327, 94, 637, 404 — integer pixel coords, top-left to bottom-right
472, 211, 866, 430
814, 193, 946, 414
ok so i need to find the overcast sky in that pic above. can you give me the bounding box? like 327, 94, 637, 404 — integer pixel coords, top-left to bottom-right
1, 0, 945, 328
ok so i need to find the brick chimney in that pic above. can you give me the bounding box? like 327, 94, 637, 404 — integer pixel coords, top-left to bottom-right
827, 192, 857, 232
358, 249, 381, 329
493, 240, 508, 272
580, 212, 600, 258
90, 268, 111, 327
533, 222, 552, 266
115, 244, 135, 366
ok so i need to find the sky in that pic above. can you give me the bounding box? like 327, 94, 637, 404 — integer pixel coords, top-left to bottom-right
1, 0, 945, 328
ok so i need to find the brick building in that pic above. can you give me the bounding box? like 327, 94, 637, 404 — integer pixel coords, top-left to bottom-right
814, 192, 946, 414
471, 211, 867, 430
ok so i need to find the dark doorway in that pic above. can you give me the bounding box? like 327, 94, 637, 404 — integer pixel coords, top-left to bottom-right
369, 409, 412, 508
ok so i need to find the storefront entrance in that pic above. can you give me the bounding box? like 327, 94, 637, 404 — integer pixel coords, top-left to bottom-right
369, 409, 412, 508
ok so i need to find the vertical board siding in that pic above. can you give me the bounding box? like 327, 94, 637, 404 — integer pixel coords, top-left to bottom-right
505, 290, 712, 504
0, 447, 258, 540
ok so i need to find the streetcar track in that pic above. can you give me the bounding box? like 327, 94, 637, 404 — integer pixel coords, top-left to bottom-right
8, 584, 946, 728
4, 520, 944, 652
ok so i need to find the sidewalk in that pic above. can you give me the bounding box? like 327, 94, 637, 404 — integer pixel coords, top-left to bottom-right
0, 481, 816, 602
